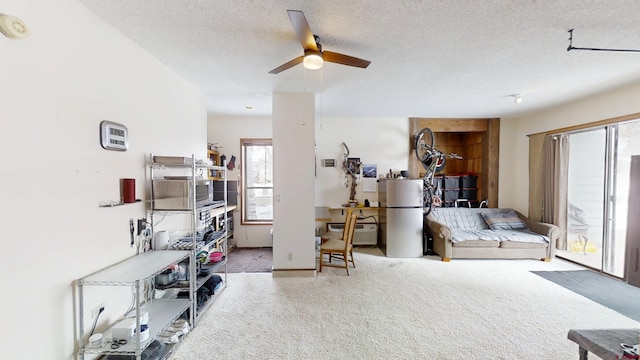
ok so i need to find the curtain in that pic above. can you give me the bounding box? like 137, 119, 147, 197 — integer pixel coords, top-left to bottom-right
529, 133, 569, 250
542, 134, 569, 250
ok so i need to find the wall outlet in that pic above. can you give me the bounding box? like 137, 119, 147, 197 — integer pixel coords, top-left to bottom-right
287, 253, 292, 261
92, 303, 105, 318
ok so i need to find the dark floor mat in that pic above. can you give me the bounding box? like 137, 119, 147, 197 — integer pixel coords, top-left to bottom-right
218, 247, 272, 273
532, 270, 640, 322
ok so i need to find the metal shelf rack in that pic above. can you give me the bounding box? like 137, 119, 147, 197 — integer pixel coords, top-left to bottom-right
76, 250, 191, 360
75, 153, 229, 360
148, 153, 228, 326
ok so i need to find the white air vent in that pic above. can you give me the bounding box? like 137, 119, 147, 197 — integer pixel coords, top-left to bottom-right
322, 159, 335, 167
327, 223, 377, 245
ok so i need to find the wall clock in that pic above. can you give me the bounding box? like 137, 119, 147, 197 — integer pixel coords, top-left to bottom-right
100, 120, 128, 151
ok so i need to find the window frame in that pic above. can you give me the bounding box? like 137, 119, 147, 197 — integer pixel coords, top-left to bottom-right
240, 138, 273, 225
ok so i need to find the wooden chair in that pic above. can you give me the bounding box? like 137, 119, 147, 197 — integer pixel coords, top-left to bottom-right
320, 208, 354, 242
319, 214, 357, 275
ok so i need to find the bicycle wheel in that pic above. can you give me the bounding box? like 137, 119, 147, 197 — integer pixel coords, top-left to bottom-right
421, 153, 447, 172
414, 127, 434, 163
435, 153, 446, 172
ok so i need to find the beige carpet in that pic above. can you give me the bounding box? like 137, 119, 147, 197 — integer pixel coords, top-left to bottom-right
170, 248, 639, 359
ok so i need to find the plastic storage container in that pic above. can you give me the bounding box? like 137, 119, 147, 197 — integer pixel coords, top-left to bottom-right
443, 189, 459, 201
460, 174, 478, 188
444, 176, 460, 189
460, 188, 478, 200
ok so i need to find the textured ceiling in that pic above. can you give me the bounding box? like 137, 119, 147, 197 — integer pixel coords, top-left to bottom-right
80, 0, 640, 118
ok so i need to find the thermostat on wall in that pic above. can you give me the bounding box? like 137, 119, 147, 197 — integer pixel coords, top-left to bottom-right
100, 120, 128, 151
322, 159, 335, 167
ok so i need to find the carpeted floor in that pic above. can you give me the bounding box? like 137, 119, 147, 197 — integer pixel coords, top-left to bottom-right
532, 269, 640, 322
170, 249, 640, 359
220, 247, 272, 273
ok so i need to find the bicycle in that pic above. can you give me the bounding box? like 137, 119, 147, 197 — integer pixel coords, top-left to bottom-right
414, 127, 462, 215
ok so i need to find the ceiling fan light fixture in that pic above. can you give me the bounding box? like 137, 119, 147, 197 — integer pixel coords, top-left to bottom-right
513, 94, 522, 104
303, 50, 323, 70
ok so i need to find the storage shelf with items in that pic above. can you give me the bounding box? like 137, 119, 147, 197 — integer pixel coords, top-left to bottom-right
409, 118, 499, 207
148, 153, 228, 326
75, 250, 191, 360
210, 204, 236, 251
207, 149, 223, 180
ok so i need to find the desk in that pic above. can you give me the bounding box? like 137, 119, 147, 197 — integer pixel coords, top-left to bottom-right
329, 207, 382, 215
567, 328, 640, 360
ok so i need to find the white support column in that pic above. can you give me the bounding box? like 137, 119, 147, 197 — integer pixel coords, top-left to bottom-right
272, 92, 316, 275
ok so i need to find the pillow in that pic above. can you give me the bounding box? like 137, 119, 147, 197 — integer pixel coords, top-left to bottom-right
481, 211, 529, 231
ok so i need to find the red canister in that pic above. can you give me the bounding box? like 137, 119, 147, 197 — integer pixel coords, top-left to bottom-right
121, 178, 136, 203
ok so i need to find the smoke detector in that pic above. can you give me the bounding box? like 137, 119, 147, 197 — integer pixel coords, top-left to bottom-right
0, 14, 30, 40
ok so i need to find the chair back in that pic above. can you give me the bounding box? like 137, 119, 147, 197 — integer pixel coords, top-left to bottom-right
339, 208, 354, 237
343, 214, 358, 249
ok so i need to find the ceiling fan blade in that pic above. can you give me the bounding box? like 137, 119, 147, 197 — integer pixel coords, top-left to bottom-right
323, 51, 371, 68
268, 56, 304, 74
287, 10, 318, 51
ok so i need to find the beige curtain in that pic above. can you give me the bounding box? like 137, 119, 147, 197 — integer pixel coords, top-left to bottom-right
544, 134, 569, 249
529, 133, 569, 250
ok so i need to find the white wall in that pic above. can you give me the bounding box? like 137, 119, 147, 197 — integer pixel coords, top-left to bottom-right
0, 1, 206, 358
315, 117, 409, 207
500, 81, 640, 215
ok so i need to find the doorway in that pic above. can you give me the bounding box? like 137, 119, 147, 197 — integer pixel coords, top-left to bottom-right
558, 120, 640, 278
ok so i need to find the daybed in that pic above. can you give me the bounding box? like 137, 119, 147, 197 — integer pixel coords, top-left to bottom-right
424, 207, 560, 262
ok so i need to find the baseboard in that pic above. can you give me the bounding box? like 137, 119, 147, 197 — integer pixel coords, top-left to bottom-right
271, 268, 317, 277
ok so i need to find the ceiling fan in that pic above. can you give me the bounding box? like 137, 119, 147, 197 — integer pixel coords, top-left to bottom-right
269, 10, 371, 74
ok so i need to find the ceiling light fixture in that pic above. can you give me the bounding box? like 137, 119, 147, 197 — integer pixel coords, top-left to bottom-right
513, 95, 522, 104
0, 13, 30, 39
303, 50, 323, 70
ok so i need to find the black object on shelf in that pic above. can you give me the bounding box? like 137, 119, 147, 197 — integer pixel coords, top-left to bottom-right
423, 230, 436, 255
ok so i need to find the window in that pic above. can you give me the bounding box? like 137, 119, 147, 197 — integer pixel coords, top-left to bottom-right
241, 138, 273, 224
535, 118, 640, 278
558, 120, 640, 277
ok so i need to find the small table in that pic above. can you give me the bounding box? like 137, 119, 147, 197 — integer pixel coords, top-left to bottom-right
567, 328, 640, 360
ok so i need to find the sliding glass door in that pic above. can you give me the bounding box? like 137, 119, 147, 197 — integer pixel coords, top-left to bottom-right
562, 129, 605, 271
559, 120, 640, 277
